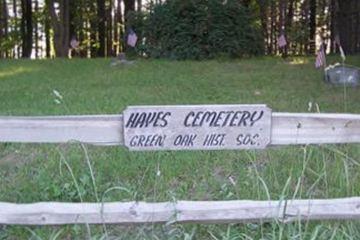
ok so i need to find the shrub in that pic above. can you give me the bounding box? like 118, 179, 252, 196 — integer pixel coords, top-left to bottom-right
129, 0, 264, 60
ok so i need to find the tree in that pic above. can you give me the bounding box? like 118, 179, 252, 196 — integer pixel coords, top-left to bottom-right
270, 0, 277, 54
0, 0, 8, 58
48, 0, 70, 57
278, 0, 286, 56
44, 0, 51, 58
1, 0, 359, 59
256, 0, 269, 54
309, 0, 316, 54
97, 0, 106, 56
89, 1, 98, 57
21, 0, 32, 58
124, 0, 135, 27
137, 0, 142, 12
12, 0, 19, 58
106, 0, 113, 56
285, 0, 295, 55
34, 0, 39, 58
337, 0, 360, 54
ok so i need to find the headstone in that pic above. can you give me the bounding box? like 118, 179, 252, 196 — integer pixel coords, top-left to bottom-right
110, 53, 135, 66
325, 64, 359, 87
123, 105, 272, 151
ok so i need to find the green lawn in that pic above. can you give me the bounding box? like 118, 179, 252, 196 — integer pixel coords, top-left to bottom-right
0, 56, 360, 239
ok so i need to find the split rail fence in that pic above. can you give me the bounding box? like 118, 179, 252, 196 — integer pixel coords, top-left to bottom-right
0, 111, 360, 225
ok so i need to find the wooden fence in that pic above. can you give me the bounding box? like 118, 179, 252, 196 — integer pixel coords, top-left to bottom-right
0, 110, 360, 225
1, 113, 360, 145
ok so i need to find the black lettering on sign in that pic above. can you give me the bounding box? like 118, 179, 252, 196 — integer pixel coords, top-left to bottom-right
183, 110, 264, 128
125, 112, 139, 128
173, 134, 197, 147
212, 111, 225, 127
250, 111, 264, 126
126, 112, 171, 128
200, 111, 217, 126
184, 111, 195, 127
129, 134, 166, 147
221, 111, 235, 126
229, 111, 240, 127
203, 133, 226, 146
237, 111, 251, 126
236, 134, 260, 146
124, 105, 271, 150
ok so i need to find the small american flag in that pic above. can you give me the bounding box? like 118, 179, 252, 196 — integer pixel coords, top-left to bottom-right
278, 34, 287, 48
70, 38, 79, 49
315, 43, 326, 69
127, 29, 138, 47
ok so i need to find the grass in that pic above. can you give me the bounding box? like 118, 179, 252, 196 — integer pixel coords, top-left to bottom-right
0, 56, 360, 239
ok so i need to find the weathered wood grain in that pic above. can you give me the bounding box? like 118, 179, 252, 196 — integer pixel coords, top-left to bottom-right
1, 197, 360, 225
0, 115, 123, 145
271, 113, 360, 145
0, 113, 359, 146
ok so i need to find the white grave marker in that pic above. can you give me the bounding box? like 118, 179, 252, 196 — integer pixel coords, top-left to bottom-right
123, 105, 272, 151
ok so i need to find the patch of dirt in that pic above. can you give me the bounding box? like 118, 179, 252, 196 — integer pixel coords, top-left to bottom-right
0, 153, 25, 167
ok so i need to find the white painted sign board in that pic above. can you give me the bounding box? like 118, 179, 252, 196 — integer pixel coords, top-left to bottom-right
123, 105, 272, 151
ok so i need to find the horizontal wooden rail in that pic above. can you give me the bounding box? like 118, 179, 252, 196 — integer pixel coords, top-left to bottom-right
1, 197, 360, 225
0, 113, 359, 145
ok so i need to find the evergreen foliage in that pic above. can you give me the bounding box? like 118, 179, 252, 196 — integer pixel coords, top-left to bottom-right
130, 0, 264, 59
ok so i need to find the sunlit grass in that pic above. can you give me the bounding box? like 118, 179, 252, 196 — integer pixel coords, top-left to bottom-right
0, 66, 36, 79
288, 57, 309, 65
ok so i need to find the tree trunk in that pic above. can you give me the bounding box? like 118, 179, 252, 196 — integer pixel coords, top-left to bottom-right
124, 0, 135, 29
34, 0, 39, 58
48, 0, 70, 57
285, 0, 295, 55
137, 0, 142, 12
21, 0, 32, 58
124, 0, 134, 52
355, 0, 360, 53
270, 0, 276, 54
114, 0, 119, 54
301, 0, 309, 54
69, 0, 76, 57
90, 1, 97, 57
0, 0, 9, 58
118, 0, 124, 52
62, 0, 70, 56
330, 0, 336, 53
12, 0, 19, 58
0, 0, 4, 58
309, 0, 316, 54
97, 0, 106, 57
337, 0, 360, 54
107, 0, 113, 56
256, 0, 268, 54
44, 0, 51, 58
278, 0, 286, 57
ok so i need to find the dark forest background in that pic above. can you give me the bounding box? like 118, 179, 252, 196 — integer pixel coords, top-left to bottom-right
0, 0, 359, 59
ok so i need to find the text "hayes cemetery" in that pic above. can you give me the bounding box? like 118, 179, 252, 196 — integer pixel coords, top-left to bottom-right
123, 105, 272, 151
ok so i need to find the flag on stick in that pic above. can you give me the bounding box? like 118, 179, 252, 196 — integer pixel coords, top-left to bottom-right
127, 29, 138, 47
334, 35, 346, 62
339, 45, 346, 62
278, 34, 287, 48
70, 37, 80, 50
334, 35, 340, 48
315, 43, 326, 69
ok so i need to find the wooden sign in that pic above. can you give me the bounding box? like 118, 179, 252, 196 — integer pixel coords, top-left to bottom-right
123, 104, 272, 151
